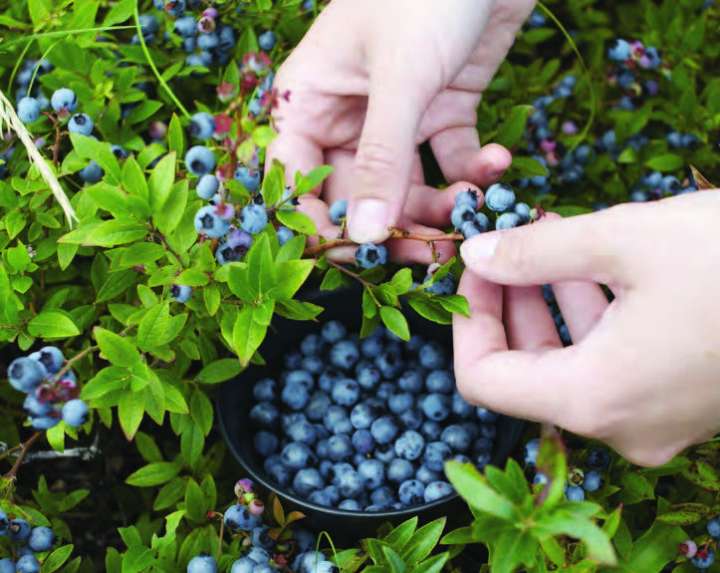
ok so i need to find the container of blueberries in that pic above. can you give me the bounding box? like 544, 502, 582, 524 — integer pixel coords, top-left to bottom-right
217, 289, 524, 542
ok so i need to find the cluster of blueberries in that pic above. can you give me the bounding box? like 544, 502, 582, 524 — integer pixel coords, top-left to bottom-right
0, 512, 55, 573
451, 185, 535, 240
326, 199, 390, 271
679, 517, 720, 569
248, 321, 499, 512
542, 285, 571, 346
629, 170, 698, 203
524, 440, 610, 503
6, 347, 89, 430
606, 38, 662, 111
187, 479, 335, 573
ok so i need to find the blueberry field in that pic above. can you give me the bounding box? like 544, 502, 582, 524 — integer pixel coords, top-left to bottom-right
1, 0, 720, 572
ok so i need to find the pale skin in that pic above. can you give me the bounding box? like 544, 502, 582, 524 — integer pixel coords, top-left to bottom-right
269, 0, 720, 466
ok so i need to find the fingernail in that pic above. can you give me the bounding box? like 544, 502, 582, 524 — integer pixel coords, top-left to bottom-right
348, 198, 390, 243
461, 234, 500, 268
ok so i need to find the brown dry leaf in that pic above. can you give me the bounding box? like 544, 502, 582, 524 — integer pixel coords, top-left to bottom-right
690, 165, 716, 190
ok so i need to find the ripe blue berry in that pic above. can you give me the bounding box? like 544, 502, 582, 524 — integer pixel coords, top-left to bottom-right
495, 212, 522, 230
194, 205, 229, 238
583, 470, 603, 493
420, 393, 451, 422
565, 485, 585, 502
9, 519, 31, 543
328, 200, 348, 224
338, 498, 361, 511
454, 189, 479, 210
451, 393, 474, 418
28, 526, 54, 552
258, 30, 277, 51
16, 555, 40, 573
230, 557, 255, 573
329, 340, 359, 370
277, 226, 294, 245
484, 183, 516, 212
371, 416, 399, 445
707, 516, 720, 539
234, 166, 261, 192
355, 243, 387, 269
8, 357, 47, 393
17, 97, 41, 123
68, 113, 93, 135
524, 438, 539, 466
254, 431, 279, 456
282, 442, 314, 469
418, 342, 445, 369
395, 430, 425, 461
171, 284, 192, 303
351, 429, 375, 455
387, 458, 414, 484
417, 464, 441, 484
441, 424, 471, 452
189, 112, 215, 140
293, 468, 324, 496
250, 402, 279, 427
185, 146, 216, 176
323, 406, 352, 435
608, 38, 631, 61
50, 88, 77, 113
305, 392, 331, 422
31, 415, 60, 430
424, 480, 453, 502
424, 441, 452, 472
327, 434, 353, 461
282, 381, 310, 411
692, 549, 716, 569
28, 346, 64, 376
397, 369, 423, 394
0, 559, 15, 573
216, 230, 253, 264
196, 174, 219, 199
187, 555, 217, 573
79, 161, 103, 183
398, 479, 425, 506
426, 370, 453, 394
240, 203, 268, 235
224, 505, 259, 532
61, 399, 88, 427
331, 378, 360, 407
174, 16, 196, 37
586, 448, 610, 470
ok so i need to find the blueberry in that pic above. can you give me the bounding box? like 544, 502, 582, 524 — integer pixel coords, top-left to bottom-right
355, 243, 388, 269
476, 407, 499, 423
424, 441, 452, 472
328, 378, 358, 407
282, 382, 310, 411
478, 424, 496, 440
254, 431, 279, 456
323, 406, 352, 434
327, 340, 358, 370
608, 38, 631, 61
473, 437, 494, 454
328, 199, 348, 224
370, 486, 395, 507
416, 464, 441, 484
50, 88, 77, 113
484, 183, 516, 213
277, 226, 294, 245
460, 220, 483, 239
186, 51, 213, 68
217, 25, 236, 52
246, 547, 270, 565
355, 363, 381, 390
424, 480, 453, 502
0, 559, 14, 573
692, 549, 716, 570
234, 166, 261, 192
426, 275, 456, 296
475, 451, 492, 469
15, 555, 40, 573
375, 444, 396, 463
224, 505, 260, 532
441, 425, 471, 452
583, 470, 603, 493
174, 15, 196, 36
375, 349, 403, 378
451, 393, 474, 418
395, 430, 425, 461
258, 30, 277, 51
351, 429, 375, 455
9, 519, 31, 543
708, 516, 720, 539
320, 320, 346, 343
250, 402, 279, 427
68, 113, 93, 136
421, 420, 442, 441
338, 499, 361, 511
398, 408, 423, 431
565, 485, 585, 502
420, 393, 451, 422
586, 448, 610, 470
31, 415, 60, 430
496, 212, 522, 230
194, 205, 229, 238
18, 97, 41, 123
287, 419, 317, 445
285, 351, 303, 369
454, 189, 479, 209
426, 370, 453, 394
79, 161, 103, 183
472, 212, 491, 232
28, 526, 54, 552
371, 416, 399, 445
230, 558, 255, 573
398, 479, 425, 506
398, 369, 423, 394
61, 399, 88, 427
388, 459, 414, 483
418, 342, 445, 369
327, 434, 353, 461
293, 468, 324, 496
285, 369, 314, 389
350, 403, 378, 430
360, 336, 383, 358
357, 459, 384, 489
8, 357, 46, 393
264, 456, 290, 486
524, 438, 540, 466
195, 174, 219, 200
334, 467, 363, 498
253, 378, 276, 402
301, 333, 324, 356
309, 489, 334, 507
239, 203, 268, 235
514, 202, 532, 222
387, 392, 413, 415
168, 284, 191, 304
185, 146, 216, 176
450, 203, 476, 230
23, 395, 51, 416
305, 392, 331, 422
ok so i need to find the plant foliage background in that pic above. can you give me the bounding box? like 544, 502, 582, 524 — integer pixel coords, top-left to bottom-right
0, 0, 719, 571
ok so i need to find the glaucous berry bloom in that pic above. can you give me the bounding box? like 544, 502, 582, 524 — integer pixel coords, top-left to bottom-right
68, 113, 93, 135
194, 205, 229, 238
61, 399, 88, 427
328, 199, 348, 224
355, 243, 387, 269
7, 357, 46, 393
185, 146, 216, 176
484, 183, 516, 212
171, 284, 192, 303
234, 166, 261, 192
187, 555, 217, 573
216, 230, 253, 264
50, 88, 77, 113
17, 97, 41, 123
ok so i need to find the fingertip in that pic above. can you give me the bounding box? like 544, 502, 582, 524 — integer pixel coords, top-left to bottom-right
472, 144, 512, 185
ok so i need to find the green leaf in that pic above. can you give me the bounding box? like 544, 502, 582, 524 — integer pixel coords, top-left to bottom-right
167, 114, 186, 157
681, 460, 720, 491
407, 295, 452, 325
436, 295, 470, 317
233, 303, 273, 366
489, 531, 538, 573
495, 105, 534, 148
154, 180, 188, 235
379, 306, 410, 341
190, 390, 213, 436
70, 133, 121, 184
401, 517, 446, 564
621, 521, 685, 573
137, 302, 172, 350
118, 392, 145, 441
295, 165, 333, 195
261, 159, 285, 206
45, 422, 66, 452
320, 267, 348, 291
203, 285, 221, 316
445, 461, 516, 521
620, 472, 656, 504
27, 311, 80, 338
413, 553, 449, 573
390, 268, 413, 294
252, 125, 277, 148
645, 153, 684, 172
383, 517, 418, 551
535, 513, 616, 566
510, 156, 549, 178
94, 327, 141, 367
125, 461, 181, 487
103, 0, 134, 25
197, 359, 242, 384
381, 546, 406, 573
271, 260, 314, 300
154, 477, 186, 511
41, 544, 74, 573
149, 152, 177, 214
135, 431, 163, 463
657, 503, 711, 526
247, 234, 277, 295
122, 157, 149, 203
275, 300, 324, 321
59, 219, 148, 247
276, 209, 317, 235
121, 545, 155, 573
184, 478, 208, 523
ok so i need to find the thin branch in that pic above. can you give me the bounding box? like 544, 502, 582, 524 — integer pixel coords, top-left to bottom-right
326, 260, 381, 307
4, 432, 41, 481
303, 227, 463, 257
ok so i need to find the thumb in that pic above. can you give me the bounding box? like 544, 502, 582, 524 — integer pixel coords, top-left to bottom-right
460, 209, 631, 286
347, 81, 428, 244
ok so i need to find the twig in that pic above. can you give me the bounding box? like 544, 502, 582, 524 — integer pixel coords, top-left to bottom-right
216, 514, 226, 562
4, 432, 41, 481
326, 260, 381, 307
303, 227, 463, 257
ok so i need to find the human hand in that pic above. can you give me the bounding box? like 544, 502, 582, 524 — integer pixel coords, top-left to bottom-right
453, 191, 720, 466
268, 0, 536, 262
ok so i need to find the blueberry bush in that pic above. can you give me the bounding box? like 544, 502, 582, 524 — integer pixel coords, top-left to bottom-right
1, 0, 719, 571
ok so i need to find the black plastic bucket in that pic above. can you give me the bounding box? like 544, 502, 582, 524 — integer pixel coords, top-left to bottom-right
217, 288, 525, 544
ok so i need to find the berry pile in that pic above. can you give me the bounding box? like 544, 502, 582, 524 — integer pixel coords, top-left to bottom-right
6, 347, 88, 430
677, 517, 720, 570
0, 512, 55, 573
249, 322, 499, 512
452, 185, 536, 240
523, 440, 610, 503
